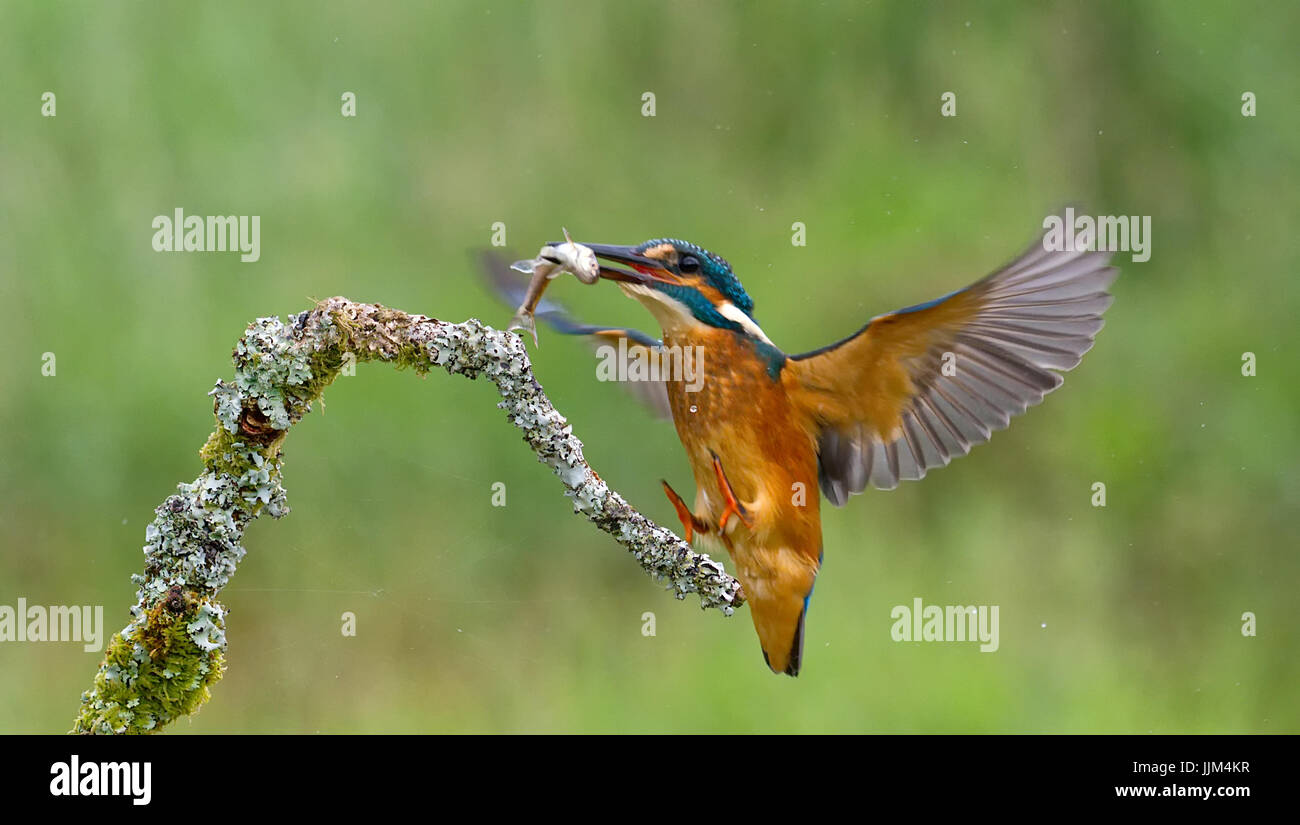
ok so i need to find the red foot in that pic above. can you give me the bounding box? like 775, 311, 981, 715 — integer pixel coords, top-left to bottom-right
662, 480, 705, 543
711, 453, 752, 533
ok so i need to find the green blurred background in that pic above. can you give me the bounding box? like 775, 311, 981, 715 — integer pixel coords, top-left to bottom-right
1, 0, 1295, 733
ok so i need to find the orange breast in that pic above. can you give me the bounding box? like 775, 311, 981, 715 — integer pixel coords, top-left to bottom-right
663, 328, 822, 557
660, 327, 825, 673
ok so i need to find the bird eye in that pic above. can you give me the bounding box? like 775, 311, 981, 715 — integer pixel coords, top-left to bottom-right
679, 255, 700, 274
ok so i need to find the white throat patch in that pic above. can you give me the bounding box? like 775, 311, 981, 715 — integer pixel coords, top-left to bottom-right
619, 284, 772, 345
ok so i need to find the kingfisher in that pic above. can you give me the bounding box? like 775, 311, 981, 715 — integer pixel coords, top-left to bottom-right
485, 219, 1116, 676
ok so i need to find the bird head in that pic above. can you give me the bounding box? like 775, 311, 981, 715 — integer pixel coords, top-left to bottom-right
572, 238, 765, 339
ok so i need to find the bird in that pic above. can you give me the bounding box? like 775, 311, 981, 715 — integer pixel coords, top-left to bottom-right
483, 218, 1116, 676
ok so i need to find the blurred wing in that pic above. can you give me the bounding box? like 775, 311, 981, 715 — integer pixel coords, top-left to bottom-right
786, 230, 1118, 504
479, 251, 672, 418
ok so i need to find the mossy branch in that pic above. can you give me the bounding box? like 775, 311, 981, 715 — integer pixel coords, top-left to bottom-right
72, 297, 744, 734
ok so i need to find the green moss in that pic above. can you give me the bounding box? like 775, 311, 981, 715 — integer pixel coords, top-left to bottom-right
199, 427, 254, 476
318, 301, 432, 377
76, 301, 467, 733
72, 594, 226, 734
302, 348, 347, 398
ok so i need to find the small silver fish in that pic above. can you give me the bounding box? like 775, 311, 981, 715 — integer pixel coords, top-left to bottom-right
508, 228, 600, 345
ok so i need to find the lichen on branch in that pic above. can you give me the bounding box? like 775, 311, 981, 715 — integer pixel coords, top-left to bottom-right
72, 297, 743, 734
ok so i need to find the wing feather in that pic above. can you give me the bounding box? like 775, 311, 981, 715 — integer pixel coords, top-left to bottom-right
788, 221, 1117, 504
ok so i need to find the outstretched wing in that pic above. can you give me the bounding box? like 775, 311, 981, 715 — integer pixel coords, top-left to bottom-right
786, 227, 1118, 504
479, 251, 672, 418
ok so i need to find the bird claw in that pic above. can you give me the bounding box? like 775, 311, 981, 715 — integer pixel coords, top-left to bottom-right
711, 453, 752, 533
662, 480, 705, 544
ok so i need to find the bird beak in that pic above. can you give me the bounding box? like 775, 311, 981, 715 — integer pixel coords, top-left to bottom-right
558, 243, 677, 285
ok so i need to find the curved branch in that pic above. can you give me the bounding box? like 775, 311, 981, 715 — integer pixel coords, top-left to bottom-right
72, 297, 743, 734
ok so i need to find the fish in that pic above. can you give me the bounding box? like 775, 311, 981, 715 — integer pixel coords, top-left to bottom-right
508, 228, 600, 346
